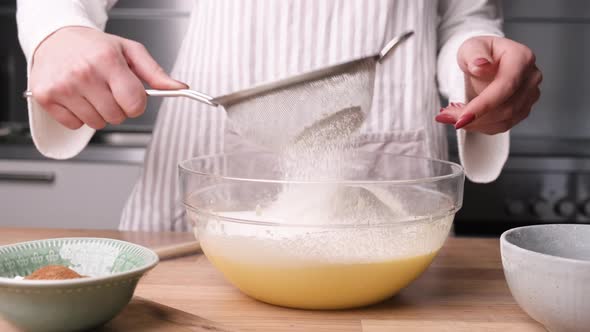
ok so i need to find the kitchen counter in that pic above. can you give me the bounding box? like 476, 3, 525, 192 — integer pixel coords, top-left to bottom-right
0, 228, 543, 331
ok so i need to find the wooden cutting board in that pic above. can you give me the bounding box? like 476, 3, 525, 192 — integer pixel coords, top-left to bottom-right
95, 297, 235, 332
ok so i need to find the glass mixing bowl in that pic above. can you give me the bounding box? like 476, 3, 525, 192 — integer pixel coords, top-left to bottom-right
179, 151, 464, 310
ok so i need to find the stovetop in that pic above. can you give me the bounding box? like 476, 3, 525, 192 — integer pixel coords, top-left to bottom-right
449, 135, 590, 236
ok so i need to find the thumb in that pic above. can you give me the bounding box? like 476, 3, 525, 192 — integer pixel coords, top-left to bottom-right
457, 36, 497, 79
119, 38, 188, 90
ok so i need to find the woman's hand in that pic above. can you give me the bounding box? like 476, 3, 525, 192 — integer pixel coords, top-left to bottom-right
435, 36, 542, 134
29, 26, 187, 130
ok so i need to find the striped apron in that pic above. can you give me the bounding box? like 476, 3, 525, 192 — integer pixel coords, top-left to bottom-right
119, 0, 447, 231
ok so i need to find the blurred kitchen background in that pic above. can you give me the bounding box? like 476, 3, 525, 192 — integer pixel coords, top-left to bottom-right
0, 0, 588, 233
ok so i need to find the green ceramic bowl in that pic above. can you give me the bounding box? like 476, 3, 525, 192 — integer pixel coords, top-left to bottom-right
0, 238, 159, 332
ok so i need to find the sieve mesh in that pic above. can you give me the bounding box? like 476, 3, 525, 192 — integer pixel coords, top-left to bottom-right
223, 59, 377, 151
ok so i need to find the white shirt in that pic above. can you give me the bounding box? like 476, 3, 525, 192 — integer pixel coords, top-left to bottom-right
17, 0, 509, 231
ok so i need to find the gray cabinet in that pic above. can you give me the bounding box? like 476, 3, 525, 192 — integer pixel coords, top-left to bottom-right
0, 160, 141, 230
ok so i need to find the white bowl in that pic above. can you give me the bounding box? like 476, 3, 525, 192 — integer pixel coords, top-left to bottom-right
501, 224, 590, 332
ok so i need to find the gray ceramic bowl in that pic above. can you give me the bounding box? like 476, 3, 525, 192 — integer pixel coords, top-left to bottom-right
0, 238, 159, 332
501, 224, 590, 332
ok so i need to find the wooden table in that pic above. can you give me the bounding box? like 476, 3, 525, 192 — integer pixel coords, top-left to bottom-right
0, 228, 543, 331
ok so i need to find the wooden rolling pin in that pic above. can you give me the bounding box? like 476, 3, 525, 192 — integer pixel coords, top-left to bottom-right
154, 241, 202, 261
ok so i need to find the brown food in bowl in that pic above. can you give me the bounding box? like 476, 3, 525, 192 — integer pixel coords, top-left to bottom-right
24, 265, 86, 280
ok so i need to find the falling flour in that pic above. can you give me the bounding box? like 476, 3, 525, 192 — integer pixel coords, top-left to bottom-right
255, 105, 408, 226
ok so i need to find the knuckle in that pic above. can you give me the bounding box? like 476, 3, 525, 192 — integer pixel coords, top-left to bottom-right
37, 81, 76, 101
115, 118, 126, 125
44, 105, 60, 119
110, 117, 124, 125
129, 40, 147, 52
77, 110, 106, 130
31, 87, 54, 106
48, 107, 82, 130
93, 45, 122, 65
522, 47, 536, 65
535, 71, 543, 85
124, 93, 147, 118
89, 119, 107, 130
108, 112, 126, 125
70, 63, 94, 82
62, 118, 83, 130
51, 82, 76, 98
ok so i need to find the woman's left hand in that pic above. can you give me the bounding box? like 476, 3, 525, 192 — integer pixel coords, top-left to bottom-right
435, 36, 542, 134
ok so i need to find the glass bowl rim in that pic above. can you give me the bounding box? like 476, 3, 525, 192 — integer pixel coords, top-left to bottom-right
184, 202, 462, 228
178, 151, 465, 185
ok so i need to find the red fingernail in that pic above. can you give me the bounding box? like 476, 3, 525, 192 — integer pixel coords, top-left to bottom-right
473, 58, 491, 66
455, 113, 476, 129
435, 113, 457, 125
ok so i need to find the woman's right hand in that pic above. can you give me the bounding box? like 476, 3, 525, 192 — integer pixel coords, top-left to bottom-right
29, 26, 187, 130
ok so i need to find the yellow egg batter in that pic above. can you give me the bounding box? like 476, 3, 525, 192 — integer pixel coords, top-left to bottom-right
201, 237, 437, 309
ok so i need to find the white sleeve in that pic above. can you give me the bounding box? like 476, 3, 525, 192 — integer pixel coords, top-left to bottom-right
437, 0, 509, 183
16, 0, 117, 159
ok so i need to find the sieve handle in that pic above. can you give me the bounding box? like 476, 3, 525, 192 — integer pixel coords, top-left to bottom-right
144, 89, 218, 107
378, 30, 414, 62
23, 89, 219, 107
